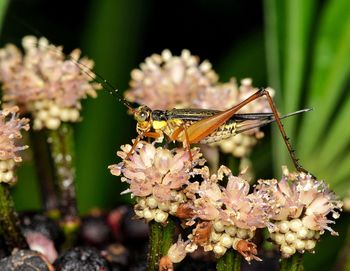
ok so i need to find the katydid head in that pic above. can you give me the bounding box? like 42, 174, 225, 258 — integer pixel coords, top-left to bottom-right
134, 105, 153, 133
134, 105, 152, 123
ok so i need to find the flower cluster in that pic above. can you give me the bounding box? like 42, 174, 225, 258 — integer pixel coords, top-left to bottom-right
109, 141, 205, 223
124, 49, 218, 110
124, 50, 274, 158
0, 106, 29, 184
255, 167, 342, 258
110, 143, 342, 264
0, 36, 101, 130
179, 165, 269, 261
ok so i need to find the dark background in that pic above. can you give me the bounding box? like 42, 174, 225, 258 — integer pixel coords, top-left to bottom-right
2, 1, 350, 270
2, 0, 268, 212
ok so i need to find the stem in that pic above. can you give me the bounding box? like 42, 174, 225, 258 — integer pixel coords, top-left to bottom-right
216, 250, 240, 271
0, 183, 28, 250
29, 129, 59, 213
280, 254, 303, 271
47, 123, 80, 245
147, 221, 163, 271
161, 218, 175, 255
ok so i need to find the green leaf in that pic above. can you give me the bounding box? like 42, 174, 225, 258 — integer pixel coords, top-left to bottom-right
298, 0, 350, 160
0, 0, 8, 34
282, 0, 316, 136
317, 91, 350, 168
264, 0, 289, 172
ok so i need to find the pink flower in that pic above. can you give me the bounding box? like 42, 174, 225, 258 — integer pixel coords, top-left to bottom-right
109, 141, 204, 202
0, 36, 101, 130
125, 49, 218, 110
0, 106, 29, 183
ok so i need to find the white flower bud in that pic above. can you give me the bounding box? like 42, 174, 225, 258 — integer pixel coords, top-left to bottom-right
137, 198, 147, 208
143, 208, 154, 221
306, 230, 315, 239
237, 228, 248, 239
225, 226, 237, 236
297, 227, 308, 239
213, 244, 227, 256
174, 192, 186, 203
281, 245, 296, 256
285, 232, 296, 244
37, 110, 49, 120
3, 171, 13, 182
213, 221, 225, 232
146, 196, 158, 209
290, 219, 303, 232
158, 201, 170, 211
219, 233, 233, 248
167, 238, 187, 263
278, 221, 290, 233
210, 231, 222, 242
305, 240, 316, 250
274, 233, 285, 245
46, 118, 61, 130
294, 239, 305, 251
154, 209, 168, 223
69, 109, 80, 121
60, 109, 70, 122
49, 104, 60, 117
169, 202, 179, 214
134, 209, 144, 218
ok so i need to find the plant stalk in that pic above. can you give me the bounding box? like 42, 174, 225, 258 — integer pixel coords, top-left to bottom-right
147, 221, 163, 271
280, 254, 303, 271
29, 129, 59, 213
161, 218, 175, 255
0, 183, 28, 251
47, 123, 80, 245
216, 249, 240, 271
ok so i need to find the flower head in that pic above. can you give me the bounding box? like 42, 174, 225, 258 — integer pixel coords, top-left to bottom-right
255, 167, 342, 257
125, 49, 218, 110
0, 36, 101, 130
109, 141, 204, 222
182, 166, 268, 261
0, 106, 29, 183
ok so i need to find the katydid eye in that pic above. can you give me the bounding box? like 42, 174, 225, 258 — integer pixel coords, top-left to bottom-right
138, 110, 149, 121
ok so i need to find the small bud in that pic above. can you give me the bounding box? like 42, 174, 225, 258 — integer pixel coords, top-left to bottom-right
154, 209, 168, 223
290, 219, 303, 232
213, 244, 227, 256
278, 221, 290, 233
213, 221, 225, 232
146, 196, 158, 209
219, 233, 233, 248
225, 226, 237, 236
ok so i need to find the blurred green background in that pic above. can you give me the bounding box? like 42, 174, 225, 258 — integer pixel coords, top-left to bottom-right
1, 1, 350, 270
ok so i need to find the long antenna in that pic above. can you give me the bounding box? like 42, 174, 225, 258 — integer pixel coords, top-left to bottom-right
9, 15, 134, 110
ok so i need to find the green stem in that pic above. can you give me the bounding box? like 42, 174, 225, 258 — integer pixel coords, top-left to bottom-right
161, 218, 175, 255
148, 221, 163, 271
47, 123, 80, 246
29, 129, 59, 213
280, 254, 303, 271
216, 250, 240, 271
0, 183, 28, 251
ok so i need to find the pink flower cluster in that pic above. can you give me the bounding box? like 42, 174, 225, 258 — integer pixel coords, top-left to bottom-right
110, 142, 342, 262
0, 106, 29, 183
124, 50, 274, 158
0, 36, 101, 129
